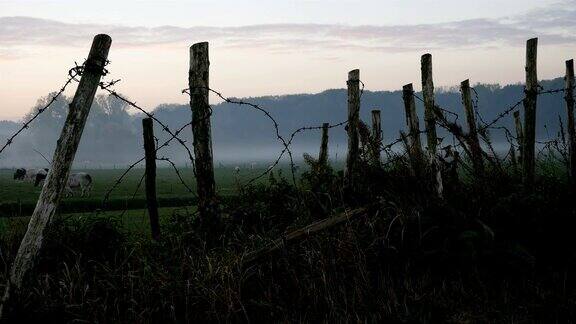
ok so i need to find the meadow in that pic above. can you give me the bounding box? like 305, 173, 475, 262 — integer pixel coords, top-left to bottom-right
0, 165, 303, 218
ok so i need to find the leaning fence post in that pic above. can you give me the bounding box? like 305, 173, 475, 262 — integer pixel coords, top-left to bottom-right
345, 69, 361, 191
513, 111, 524, 165
421, 54, 438, 155
461, 79, 484, 178
319, 123, 329, 165
522, 38, 538, 189
371, 109, 382, 164
142, 118, 160, 240
189, 42, 217, 218
0, 34, 111, 318
565, 59, 576, 187
402, 83, 424, 164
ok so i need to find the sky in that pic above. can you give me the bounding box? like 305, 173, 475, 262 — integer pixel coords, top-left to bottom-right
0, 0, 575, 120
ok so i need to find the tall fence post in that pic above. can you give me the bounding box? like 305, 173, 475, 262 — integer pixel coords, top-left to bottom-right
345, 69, 361, 191
421, 55, 443, 198
565, 59, 576, 187
371, 109, 382, 164
514, 111, 524, 166
402, 83, 424, 163
319, 123, 329, 165
189, 42, 217, 218
0, 34, 112, 318
461, 79, 484, 178
142, 118, 160, 240
522, 38, 538, 189
421, 54, 438, 155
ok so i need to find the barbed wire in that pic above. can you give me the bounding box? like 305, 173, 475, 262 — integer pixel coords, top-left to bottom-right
157, 156, 194, 193
99, 79, 197, 176
102, 121, 193, 207
0, 64, 83, 156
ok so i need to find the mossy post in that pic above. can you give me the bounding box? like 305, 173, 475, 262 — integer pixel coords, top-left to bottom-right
565, 59, 576, 187
461, 79, 484, 178
513, 111, 524, 166
371, 109, 382, 164
189, 42, 217, 219
345, 69, 361, 191
0, 34, 112, 319
522, 38, 538, 189
142, 117, 160, 240
319, 123, 329, 165
402, 83, 424, 164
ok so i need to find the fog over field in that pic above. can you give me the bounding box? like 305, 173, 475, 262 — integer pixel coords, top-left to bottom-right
0, 77, 567, 168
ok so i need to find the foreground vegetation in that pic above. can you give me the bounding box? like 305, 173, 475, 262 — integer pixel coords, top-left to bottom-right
0, 153, 575, 323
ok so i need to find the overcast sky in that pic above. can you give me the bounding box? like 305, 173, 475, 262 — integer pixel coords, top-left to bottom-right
0, 0, 575, 120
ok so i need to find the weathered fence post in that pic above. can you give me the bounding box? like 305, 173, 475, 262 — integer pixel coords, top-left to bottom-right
345, 69, 361, 191
565, 59, 576, 187
421, 55, 443, 198
142, 118, 160, 240
319, 123, 329, 165
421, 54, 438, 155
371, 109, 382, 164
402, 84, 424, 165
522, 38, 538, 188
461, 79, 484, 178
1, 34, 111, 318
513, 111, 524, 165
189, 42, 217, 218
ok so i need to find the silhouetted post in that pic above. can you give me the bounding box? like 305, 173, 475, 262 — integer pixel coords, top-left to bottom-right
514, 111, 524, 165
421, 55, 443, 198
461, 79, 484, 178
1, 34, 112, 318
522, 38, 538, 189
319, 123, 329, 165
421, 54, 438, 155
142, 118, 160, 240
189, 42, 217, 218
371, 109, 382, 164
345, 69, 361, 190
565, 59, 576, 186
402, 84, 424, 163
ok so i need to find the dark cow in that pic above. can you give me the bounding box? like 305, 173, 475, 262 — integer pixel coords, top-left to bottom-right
14, 168, 48, 183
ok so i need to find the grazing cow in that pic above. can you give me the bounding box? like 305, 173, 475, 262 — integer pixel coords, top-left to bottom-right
14, 168, 48, 183
34, 172, 93, 197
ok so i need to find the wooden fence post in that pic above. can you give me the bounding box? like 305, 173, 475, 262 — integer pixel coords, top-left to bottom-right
0, 34, 111, 318
513, 111, 524, 165
142, 118, 160, 240
345, 69, 361, 190
189, 42, 217, 218
371, 109, 382, 164
522, 38, 538, 188
461, 79, 484, 178
319, 123, 329, 165
402, 84, 424, 163
421, 54, 438, 155
565, 59, 576, 186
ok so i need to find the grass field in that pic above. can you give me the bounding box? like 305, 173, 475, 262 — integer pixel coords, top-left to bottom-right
0, 165, 301, 217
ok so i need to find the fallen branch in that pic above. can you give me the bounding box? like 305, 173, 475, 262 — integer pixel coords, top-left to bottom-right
242, 207, 369, 267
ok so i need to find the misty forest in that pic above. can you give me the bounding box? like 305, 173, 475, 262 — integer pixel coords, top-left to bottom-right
0, 30, 576, 324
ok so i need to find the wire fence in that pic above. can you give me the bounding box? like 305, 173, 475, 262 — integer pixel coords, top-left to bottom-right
1, 55, 575, 219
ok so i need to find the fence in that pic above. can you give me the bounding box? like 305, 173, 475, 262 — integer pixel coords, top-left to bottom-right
0, 34, 575, 317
